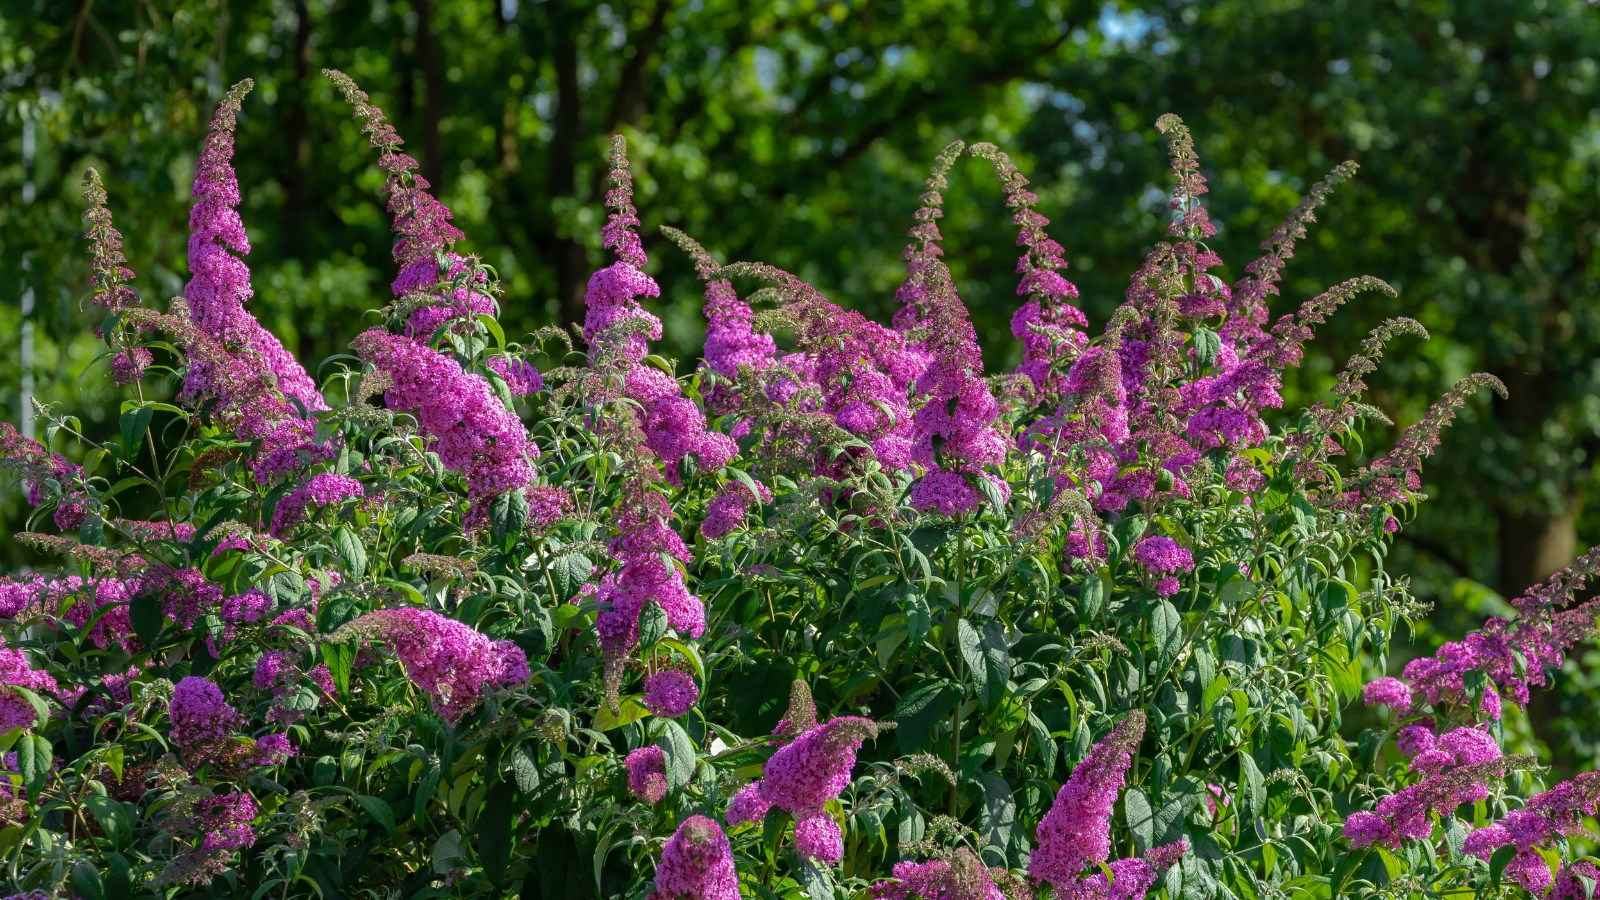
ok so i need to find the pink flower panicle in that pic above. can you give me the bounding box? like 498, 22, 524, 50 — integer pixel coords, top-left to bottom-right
270, 472, 365, 536
168, 790, 260, 885
1374, 551, 1600, 726
1031, 711, 1146, 889
1344, 752, 1519, 850
595, 491, 705, 699
1059, 841, 1187, 900
169, 676, 245, 750
585, 140, 737, 486
905, 253, 1008, 517
771, 679, 820, 742
1361, 677, 1412, 713
643, 669, 699, 718
716, 261, 916, 474
654, 815, 740, 900
752, 713, 878, 860
488, 355, 544, 396
184, 79, 324, 415
626, 746, 669, 804
869, 850, 1006, 900
0, 423, 86, 522
165, 568, 225, 631
896, 140, 953, 342
700, 478, 770, 540
82, 168, 155, 385
725, 782, 773, 827
1460, 771, 1600, 894
0, 649, 58, 732
968, 143, 1087, 403
352, 329, 536, 513
659, 227, 776, 417
335, 608, 528, 724
527, 485, 575, 532
1130, 535, 1194, 597
324, 69, 479, 336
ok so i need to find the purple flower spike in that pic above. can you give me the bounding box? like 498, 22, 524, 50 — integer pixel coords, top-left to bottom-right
654, 815, 739, 900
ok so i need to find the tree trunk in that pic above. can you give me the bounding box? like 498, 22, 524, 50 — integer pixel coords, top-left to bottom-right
414, 0, 447, 190
1497, 506, 1577, 601
548, 0, 589, 329
1495, 368, 1581, 774
281, 0, 314, 257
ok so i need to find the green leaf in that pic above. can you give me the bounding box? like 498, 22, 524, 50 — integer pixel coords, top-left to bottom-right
1078, 572, 1105, 622
510, 743, 541, 794
1443, 816, 1466, 864
78, 514, 105, 547
491, 489, 529, 546
1113, 514, 1149, 553
1124, 786, 1155, 852
1192, 327, 1221, 369
901, 587, 931, 649
539, 820, 595, 900
321, 642, 353, 697
958, 619, 1013, 711
1152, 776, 1205, 844
9, 686, 50, 731
72, 861, 107, 900
103, 852, 134, 900
81, 447, 107, 476
958, 618, 988, 699
83, 795, 132, 850
332, 526, 366, 580
477, 786, 515, 886
119, 405, 153, 453
638, 601, 669, 650
548, 553, 593, 599
355, 790, 394, 832
1151, 599, 1183, 672
1238, 752, 1264, 820
479, 315, 507, 349
979, 774, 1016, 855
414, 764, 441, 822
20, 734, 51, 795
893, 681, 959, 754
432, 828, 463, 874
974, 473, 1008, 515
655, 720, 696, 790
1201, 674, 1231, 713
592, 697, 650, 732
1490, 844, 1517, 888
796, 854, 835, 900
1258, 476, 1293, 512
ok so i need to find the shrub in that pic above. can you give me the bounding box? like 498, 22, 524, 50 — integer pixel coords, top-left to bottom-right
1, 73, 1596, 900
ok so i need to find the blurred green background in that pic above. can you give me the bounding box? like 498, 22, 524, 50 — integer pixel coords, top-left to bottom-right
3, 0, 1599, 769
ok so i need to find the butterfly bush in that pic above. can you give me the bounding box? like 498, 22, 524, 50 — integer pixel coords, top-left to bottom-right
0, 75, 1592, 900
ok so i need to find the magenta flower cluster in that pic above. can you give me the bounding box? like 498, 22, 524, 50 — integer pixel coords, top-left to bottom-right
353, 328, 536, 509
270, 472, 365, 535
595, 493, 705, 685
1343, 728, 1506, 849
869, 855, 1005, 900
169, 676, 245, 751
643, 669, 699, 718
727, 713, 877, 863
1362, 549, 1600, 725
1032, 712, 1141, 887
1130, 535, 1195, 597
654, 816, 740, 900
0, 649, 58, 732
586, 140, 737, 484
626, 745, 669, 804
1463, 771, 1600, 894
341, 608, 529, 724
